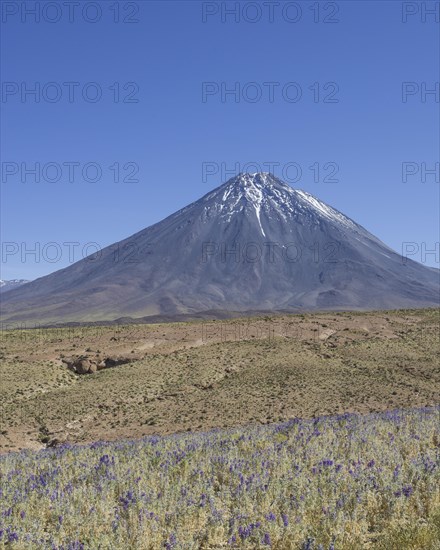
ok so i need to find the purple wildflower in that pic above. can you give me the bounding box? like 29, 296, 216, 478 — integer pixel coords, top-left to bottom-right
164, 533, 177, 549
238, 526, 251, 540
8, 532, 19, 543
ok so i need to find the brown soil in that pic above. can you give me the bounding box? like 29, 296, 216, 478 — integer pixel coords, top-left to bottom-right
0, 308, 438, 453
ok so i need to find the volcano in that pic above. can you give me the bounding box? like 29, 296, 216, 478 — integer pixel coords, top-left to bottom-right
1, 173, 439, 325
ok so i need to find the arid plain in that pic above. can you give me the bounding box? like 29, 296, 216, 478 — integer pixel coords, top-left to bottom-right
1, 308, 438, 454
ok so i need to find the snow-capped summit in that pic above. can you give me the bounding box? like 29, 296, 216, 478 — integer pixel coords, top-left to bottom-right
1, 173, 438, 324
203, 173, 358, 235
0, 279, 29, 293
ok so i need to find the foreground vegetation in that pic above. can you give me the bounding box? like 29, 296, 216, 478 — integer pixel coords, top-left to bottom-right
1, 406, 439, 549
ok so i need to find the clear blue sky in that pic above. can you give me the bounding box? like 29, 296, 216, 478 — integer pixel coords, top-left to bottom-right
1, 0, 439, 279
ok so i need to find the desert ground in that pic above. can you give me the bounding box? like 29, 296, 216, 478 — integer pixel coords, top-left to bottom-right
1, 308, 438, 454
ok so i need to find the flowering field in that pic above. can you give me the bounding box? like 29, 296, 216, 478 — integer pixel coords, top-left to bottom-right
1, 407, 439, 549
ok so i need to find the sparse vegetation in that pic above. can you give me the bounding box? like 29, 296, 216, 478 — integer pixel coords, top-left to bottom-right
0, 407, 439, 548
0, 309, 438, 453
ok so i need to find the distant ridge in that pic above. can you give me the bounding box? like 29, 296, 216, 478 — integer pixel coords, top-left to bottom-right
0, 279, 30, 294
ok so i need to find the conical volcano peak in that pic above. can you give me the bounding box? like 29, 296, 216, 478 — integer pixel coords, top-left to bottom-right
2, 169, 439, 324
208, 172, 357, 234
235, 171, 273, 183
227, 172, 284, 190
216, 172, 290, 208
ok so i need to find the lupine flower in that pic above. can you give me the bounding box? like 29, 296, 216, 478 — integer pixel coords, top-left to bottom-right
8, 532, 19, 542
165, 532, 177, 549
0, 406, 438, 548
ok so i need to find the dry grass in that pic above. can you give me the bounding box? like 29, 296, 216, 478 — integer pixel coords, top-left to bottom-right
0, 407, 439, 549
0, 308, 439, 453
